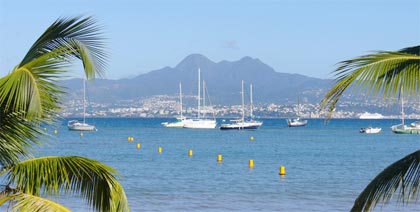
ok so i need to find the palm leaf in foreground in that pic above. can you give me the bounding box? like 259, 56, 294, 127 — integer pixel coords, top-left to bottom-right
1, 156, 129, 212
320, 45, 420, 118
351, 150, 420, 212
0, 193, 71, 212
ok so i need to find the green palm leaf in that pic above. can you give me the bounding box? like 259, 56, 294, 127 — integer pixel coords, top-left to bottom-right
320, 45, 420, 118
351, 150, 420, 212
2, 156, 129, 211
0, 16, 107, 121
0, 192, 71, 212
0, 111, 42, 166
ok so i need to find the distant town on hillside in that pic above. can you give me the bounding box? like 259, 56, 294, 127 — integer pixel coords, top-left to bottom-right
61, 93, 420, 119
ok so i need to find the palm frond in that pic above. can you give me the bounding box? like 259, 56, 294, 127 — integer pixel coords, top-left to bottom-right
3, 156, 129, 211
20, 16, 107, 79
0, 192, 71, 212
0, 111, 43, 166
320, 45, 420, 118
0, 16, 107, 121
351, 150, 420, 212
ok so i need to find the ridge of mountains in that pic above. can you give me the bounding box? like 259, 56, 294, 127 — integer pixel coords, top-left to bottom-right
62, 54, 331, 105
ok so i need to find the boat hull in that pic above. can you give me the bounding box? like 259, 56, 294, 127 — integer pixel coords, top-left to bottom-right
360, 127, 381, 134
287, 118, 307, 127
391, 124, 420, 134
183, 119, 217, 129
162, 118, 187, 128
220, 121, 262, 130
68, 120, 96, 131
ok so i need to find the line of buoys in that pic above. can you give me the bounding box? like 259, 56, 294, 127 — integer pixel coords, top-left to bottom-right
249, 159, 254, 168
279, 166, 286, 175
127, 140, 285, 176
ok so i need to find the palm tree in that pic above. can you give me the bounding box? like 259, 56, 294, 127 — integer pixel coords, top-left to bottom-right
320, 45, 420, 212
0, 17, 129, 211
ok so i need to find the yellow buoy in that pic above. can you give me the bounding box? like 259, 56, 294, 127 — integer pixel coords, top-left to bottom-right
249, 136, 254, 141
188, 149, 193, 157
54, 129, 58, 134
249, 159, 254, 168
279, 166, 286, 175
217, 154, 222, 162
80, 132, 84, 137
136, 143, 141, 149
158, 146, 162, 153
128, 137, 134, 142
44, 127, 47, 131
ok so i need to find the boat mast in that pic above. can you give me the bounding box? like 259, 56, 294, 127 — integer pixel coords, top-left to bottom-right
241, 80, 245, 122
250, 83, 253, 119
179, 82, 183, 118
197, 68, 201, 118
83, 78, 86, 124
297, 96, 300, 118
401, 86, 405, 128
203, 80, 206, 118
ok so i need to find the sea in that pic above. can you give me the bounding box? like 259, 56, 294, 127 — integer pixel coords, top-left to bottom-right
15, 118, 420, 211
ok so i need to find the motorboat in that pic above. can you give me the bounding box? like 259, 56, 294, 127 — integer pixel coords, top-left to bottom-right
359, 127, 381, 134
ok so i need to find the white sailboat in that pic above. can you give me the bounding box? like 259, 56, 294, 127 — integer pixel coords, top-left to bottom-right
287, 97, 307, 127
183, 68, 217, 129
220, 80, 262, 130
391, 87, 420, 134
162, 82, 188, 128
68, 79, 96, 131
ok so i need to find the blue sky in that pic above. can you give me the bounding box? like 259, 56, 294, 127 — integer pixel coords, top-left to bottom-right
0, 0, 419, 79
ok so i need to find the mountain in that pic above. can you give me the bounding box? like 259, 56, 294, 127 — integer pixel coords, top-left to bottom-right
61, 54, 331, 104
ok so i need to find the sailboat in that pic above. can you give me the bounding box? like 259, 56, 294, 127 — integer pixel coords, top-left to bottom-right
162, 82, 188, 128
391, 87, 420, 134
286, 97, 307, 127
183, 68, 217, 129
220, 80, 262, 130
68, 79, 96, 131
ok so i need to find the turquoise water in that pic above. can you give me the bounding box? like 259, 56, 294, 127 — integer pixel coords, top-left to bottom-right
24, 119, 420, 211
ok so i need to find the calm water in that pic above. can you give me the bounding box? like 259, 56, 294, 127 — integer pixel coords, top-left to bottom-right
25, 119, 420, 211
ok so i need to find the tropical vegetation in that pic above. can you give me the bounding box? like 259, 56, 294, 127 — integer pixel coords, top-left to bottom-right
320, 45, 420, 212
0, 16, 129, 211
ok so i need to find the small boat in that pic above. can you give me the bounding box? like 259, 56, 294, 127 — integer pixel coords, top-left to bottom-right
359, 127, 382, 134
287, 117, 308, 127
287, 97, 307, 127
391, 87, 420, 134
220, 80, 262, 130
68, 79, 96, 131
68, 120, 96, 131
162, 82, 188, 128
411, 121, 420, 128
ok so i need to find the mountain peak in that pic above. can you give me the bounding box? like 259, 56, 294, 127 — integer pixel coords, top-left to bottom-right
240, 56, 254, 61
176, 54, 214, 70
